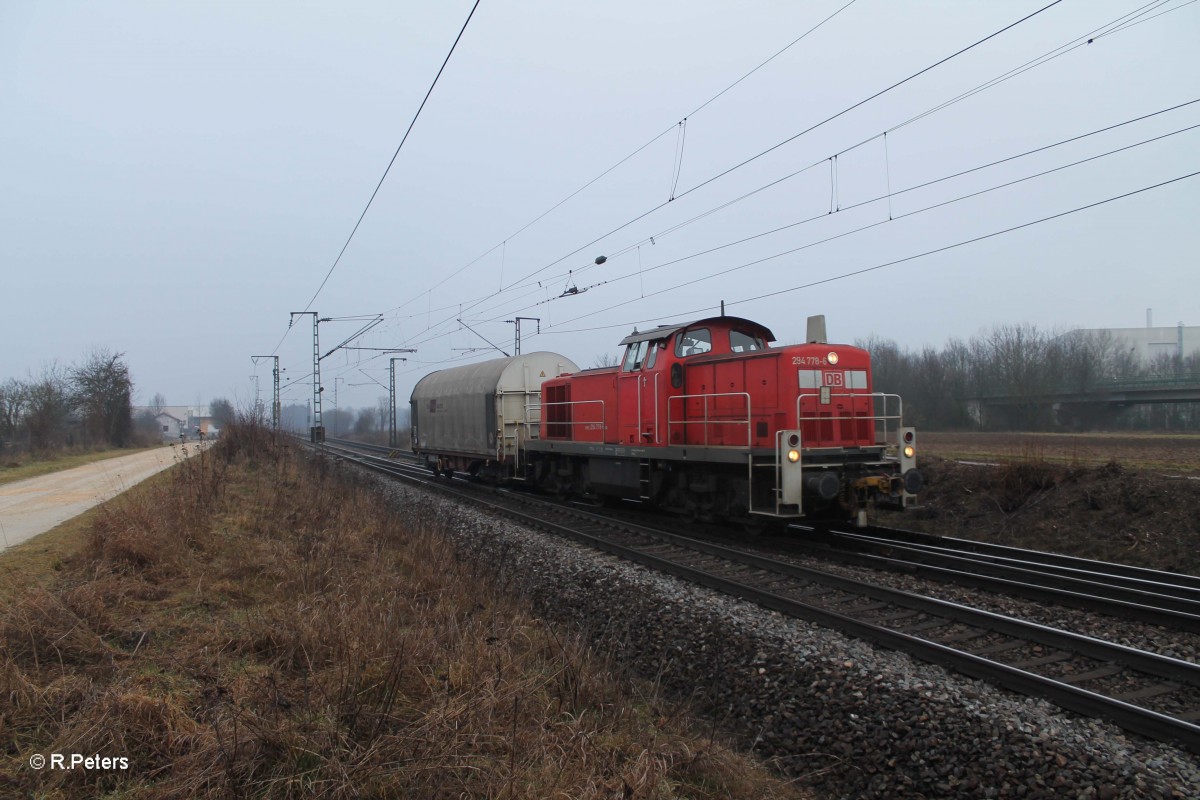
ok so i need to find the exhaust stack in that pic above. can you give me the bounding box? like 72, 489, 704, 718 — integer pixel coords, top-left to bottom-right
806, 315, 827, 344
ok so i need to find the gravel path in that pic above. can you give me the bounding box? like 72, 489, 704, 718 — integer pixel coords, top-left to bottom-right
0, 443, 205, 552
355, 465, 1200, 799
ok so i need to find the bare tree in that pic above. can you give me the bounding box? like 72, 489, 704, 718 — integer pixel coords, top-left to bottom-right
25, 364, 72, 450
325, 407, 354, 437
0, 378, 28, 447
590, 352, 620, 368
210, 398, 237, 430
376, 396, 390, 432
353, 408, 375, 436
72, 348, 134, 447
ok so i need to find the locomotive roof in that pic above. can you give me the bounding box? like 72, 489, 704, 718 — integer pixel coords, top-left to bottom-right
617, 316, 775, 347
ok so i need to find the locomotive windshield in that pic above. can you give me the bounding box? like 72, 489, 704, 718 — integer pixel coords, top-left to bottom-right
729, 330, 765, 352
674, 328, 712, 357
622, 340, 649, 371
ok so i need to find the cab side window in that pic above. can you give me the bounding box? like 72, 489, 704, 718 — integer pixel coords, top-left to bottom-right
645, 342, 659, 369
729, 330, 765, 352
674, 328, 712, 357
622, 340, 649, 372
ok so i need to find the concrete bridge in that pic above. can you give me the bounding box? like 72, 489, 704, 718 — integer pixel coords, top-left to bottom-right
973, 377, 1200, 428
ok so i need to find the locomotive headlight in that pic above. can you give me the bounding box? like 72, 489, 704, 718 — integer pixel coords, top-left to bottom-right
826, 351, 839, 365
787, 449, 800, 463
903, 445, 915, 459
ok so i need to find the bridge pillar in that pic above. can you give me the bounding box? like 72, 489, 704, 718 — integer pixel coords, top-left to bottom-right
1054, 402, 1125, 431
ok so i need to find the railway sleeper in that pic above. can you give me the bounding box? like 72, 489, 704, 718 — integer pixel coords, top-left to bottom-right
1113, 682, 1182, 701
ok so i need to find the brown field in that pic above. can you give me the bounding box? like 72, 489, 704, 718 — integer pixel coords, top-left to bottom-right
882, 431, 1200, 573
920, 431, 1200, 474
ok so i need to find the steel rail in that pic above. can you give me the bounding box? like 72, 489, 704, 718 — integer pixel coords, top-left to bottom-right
783, 535, 1200, 633
842, 531, 1200, 601
846, 524, 1200, 591
324, 436, 416, 459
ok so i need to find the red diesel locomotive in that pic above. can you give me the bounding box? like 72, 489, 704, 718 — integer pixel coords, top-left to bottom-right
411, 313, 920, 527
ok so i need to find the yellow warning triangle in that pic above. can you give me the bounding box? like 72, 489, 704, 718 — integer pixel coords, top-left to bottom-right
539, 370, 546, 377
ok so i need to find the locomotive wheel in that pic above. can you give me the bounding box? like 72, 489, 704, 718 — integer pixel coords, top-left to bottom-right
741, 519, 769, 537
742, 518, 786, 537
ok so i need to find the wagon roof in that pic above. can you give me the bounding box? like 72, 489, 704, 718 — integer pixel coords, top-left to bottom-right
411, 352, 579, 399
617, 316, 775, 347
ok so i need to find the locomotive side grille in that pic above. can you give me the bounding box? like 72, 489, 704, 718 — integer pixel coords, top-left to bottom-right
545, 384, 571, 439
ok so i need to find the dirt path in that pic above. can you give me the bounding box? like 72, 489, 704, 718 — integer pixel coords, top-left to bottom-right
0, 443, 204, 552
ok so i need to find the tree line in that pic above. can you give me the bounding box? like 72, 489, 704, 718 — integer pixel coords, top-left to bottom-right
860, 324, 1200, 431
277, 402, 411, 443
0, 349, 135, 453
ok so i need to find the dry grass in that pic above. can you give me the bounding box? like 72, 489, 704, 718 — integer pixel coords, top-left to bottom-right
0, 425, 807, 799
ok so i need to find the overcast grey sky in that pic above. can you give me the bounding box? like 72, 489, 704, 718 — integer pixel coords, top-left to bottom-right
3, 0, 1197, 413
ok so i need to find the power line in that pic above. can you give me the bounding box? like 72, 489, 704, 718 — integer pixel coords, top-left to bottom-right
309, 1, 1078, 356
411, 98, 1200, 336
376, 94, 1200, 341
674, 1, 1068, 203
730, 171, 1200, 309
298, 0, 483, 316
270, 3, 860, 356
885, 0, 1191, 137
376, 164, 1200, 381
503, 122, 1200, 331
482, 1, 1067, 299
539, 170, 1200, 337
326, 1, 1181, 363
375, 0, 863, 321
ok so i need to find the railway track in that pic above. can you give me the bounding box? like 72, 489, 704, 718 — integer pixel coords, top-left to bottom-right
324, 436, 415, 459
314, 438, 1200, 754
779, 524, 1200, 634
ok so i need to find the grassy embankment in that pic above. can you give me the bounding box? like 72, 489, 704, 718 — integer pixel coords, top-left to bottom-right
0, 426, 805, 799
0, 445, 162, 487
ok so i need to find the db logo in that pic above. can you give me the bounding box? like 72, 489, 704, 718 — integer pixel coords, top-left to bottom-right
822, 371, 844, 387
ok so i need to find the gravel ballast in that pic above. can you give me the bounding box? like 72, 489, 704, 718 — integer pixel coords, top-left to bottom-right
357, 466, 1200, 798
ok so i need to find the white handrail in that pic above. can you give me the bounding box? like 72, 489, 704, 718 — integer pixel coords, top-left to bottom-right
667, 391, 752, 446
794, 392, 903, 447
524, 399, 607, 439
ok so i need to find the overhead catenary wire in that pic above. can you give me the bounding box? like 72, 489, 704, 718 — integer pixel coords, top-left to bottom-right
402, 97, 1200, 334
510, 122, 1200, 328
466, 1, 1067, 302
370, 87, 1197, 363
298, 1, 1190, 379
299, 0, 482, 314
346, 0, 1116, 358
268, 0, 483, 358
884, 0, 1194, 137
491, 0, 1180, 301
538, 169, 1200, 338
375, 0, 862, 319
326, 155, 1195, 388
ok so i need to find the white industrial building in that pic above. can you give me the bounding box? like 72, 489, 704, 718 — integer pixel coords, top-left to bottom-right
1071, 313, 1198, 366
